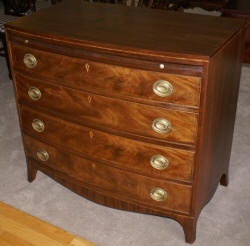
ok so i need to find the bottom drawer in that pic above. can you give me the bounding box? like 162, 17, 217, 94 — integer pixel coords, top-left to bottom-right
23, 135, 192, 214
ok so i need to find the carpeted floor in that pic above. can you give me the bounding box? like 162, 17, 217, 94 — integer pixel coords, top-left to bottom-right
0, 33, 250, 246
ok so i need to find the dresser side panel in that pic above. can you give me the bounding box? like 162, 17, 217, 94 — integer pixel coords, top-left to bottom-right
193, 28, 245, 216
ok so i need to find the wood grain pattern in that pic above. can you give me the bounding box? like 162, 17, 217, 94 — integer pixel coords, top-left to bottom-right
8, 31, 204, 77
21, 110, 195, 183
5, 0, 245, 58
0, 202, 96, 246
11, 45, 201, 108
192, 27, 245, 219
69, 237, 96, 246
15, 73, 198, 145
25, 154, 192, 214
27, 158, 196, 221
4, 2, 246, 243
27, 158, 198, 242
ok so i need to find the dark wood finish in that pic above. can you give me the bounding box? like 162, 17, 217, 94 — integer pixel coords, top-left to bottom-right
27, 157, 197, 242
222, 9, 250, 63
182, 216, 197, 243
21, 107, 195, 183
16, 75, 199, 145
7, 30, 206, 69
5, 1, 245, 243
13, 70, 200, 113
23, 135, 192, 214
26, 157, 197, 219
12, 46, 202, 108
27, 160, 37, 182
5, 0, 244, 58
192, 26, 245, 219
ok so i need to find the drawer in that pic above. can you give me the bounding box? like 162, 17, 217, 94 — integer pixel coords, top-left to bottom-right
20, 106, 195, 182
23, 134, 192, 214
16, 74, 198, 145
11, 44, 201, 107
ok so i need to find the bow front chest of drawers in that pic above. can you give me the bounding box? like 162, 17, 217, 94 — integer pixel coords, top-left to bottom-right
5, 0, 245, 243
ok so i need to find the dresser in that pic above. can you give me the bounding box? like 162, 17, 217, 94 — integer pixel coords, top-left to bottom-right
5, 0, 246, 243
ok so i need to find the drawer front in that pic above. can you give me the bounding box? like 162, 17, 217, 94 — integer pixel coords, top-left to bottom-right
20, 106, 195, 182
16, 74, 198, 145
11, 44, 201, 107
23, 134, 192, 214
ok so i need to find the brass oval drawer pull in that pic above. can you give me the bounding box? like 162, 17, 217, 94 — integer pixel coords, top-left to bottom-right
32, 119, 45, 132
152, 118, 171, 134
28, 87, 41, 101
36, 149, 49, 162
153, 80, 173, 97
150, 188, 167, 201
24, 53, 37, 68
150, 155, 169, 170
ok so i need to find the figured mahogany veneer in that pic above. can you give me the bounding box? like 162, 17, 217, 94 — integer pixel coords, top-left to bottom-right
23, 135, 192, 214
11, 45, 202, 108
21, 106, 195, 182
5, 0, 246, 243
16, 74, 198, 145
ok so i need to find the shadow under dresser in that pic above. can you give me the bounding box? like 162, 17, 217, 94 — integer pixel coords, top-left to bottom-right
5, 0, 246, 243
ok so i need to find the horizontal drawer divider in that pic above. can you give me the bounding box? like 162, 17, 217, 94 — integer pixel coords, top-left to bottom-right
29, 158, 192, 216
14, 69, 200, 113
9, 32, 206, 72
20, 102, 197, 151
24, 134, 194, 186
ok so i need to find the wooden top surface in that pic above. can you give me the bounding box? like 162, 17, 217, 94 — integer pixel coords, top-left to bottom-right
6, 0, 245, 59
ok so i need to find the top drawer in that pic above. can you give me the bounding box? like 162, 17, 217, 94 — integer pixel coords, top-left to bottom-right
10, 44, 201, 107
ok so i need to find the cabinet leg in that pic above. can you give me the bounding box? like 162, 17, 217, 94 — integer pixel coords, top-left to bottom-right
27, 162, 37, 182
220, 172, 229, 187
181, 217, 197, 244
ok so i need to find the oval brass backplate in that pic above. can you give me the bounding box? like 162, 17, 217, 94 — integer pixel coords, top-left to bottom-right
152, 118, 171, 134
153, 80, 173, 97
24, 53, 37, 69
36, 149, 49, 162
32, 119, 45, 133
150, 188, 167, 201
28, 87, 41, 101
150, 155, 169, 170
